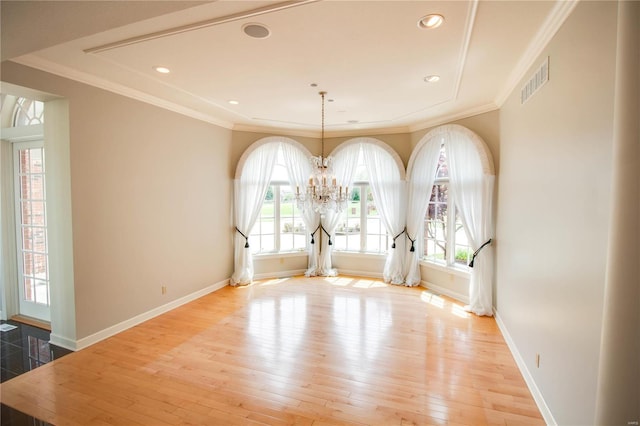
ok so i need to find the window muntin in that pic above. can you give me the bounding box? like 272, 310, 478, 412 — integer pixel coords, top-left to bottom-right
423, 145, 470, 269
13, 98, 44, 127
334, 184, 389, 254
278, 185, 306, 252
424, 183, 448, 262
364, 188, 386, 253
252, 185, 276, 253
335, 187, 362, 251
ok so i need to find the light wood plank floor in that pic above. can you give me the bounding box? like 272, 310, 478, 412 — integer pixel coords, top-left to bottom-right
0, 276, 543, 425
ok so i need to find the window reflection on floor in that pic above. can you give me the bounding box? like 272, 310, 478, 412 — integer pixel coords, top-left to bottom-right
1, 320, 72, 425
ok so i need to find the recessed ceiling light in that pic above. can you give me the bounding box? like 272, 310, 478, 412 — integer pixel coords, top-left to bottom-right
242, 23, 270, 39
228, 100, 239, 105
424, 75, 440, 83
153, 66, 171, 74
418, 14, 444, 29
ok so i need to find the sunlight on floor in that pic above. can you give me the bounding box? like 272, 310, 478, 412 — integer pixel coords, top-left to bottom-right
451, 303, 470, 318
421, 291, 445, 309
325, 276, 389, 289
325, 276, 354, 286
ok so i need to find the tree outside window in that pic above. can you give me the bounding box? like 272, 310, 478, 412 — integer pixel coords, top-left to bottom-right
423, 145, 471, 267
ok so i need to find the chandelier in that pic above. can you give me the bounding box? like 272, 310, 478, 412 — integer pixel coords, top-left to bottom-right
295, 91, 349, 216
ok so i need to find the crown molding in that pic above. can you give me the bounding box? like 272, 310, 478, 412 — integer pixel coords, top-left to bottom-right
232, 123, 413, 139
494, 0, 579, 106
408, 102, 499, 133
12, 55, 235, 129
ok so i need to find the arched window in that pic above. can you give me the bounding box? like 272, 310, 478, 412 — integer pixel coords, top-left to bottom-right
407, 124, 495, 315
232, 137, 317, 285
423, 144, 472, 267
13, 97, 44, 126
326, 138, 406, 283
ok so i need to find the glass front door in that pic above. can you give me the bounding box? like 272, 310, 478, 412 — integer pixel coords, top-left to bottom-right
13, 142, 51, 322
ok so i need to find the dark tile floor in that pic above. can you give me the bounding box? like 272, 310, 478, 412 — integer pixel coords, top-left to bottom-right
1, 320, 73, 426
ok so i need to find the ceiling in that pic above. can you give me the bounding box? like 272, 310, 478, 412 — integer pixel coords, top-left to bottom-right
3, 1, 576, 137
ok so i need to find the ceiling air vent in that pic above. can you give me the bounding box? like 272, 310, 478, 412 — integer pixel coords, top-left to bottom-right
521, 57, 549, 105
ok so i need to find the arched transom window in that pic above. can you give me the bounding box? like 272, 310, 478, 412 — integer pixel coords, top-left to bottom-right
13, 97, 44, 127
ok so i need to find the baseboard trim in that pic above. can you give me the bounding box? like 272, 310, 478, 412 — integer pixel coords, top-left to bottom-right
71, 278, 229, 351
494, 308, 557, 426
336, 269, 383, 279
253, 269, 306, 280
420, 280, 469, 304
49, 333, 77, 351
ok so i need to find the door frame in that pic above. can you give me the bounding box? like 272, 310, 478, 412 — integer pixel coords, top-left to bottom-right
1, 125, 44, 321
13, 139, 51, 322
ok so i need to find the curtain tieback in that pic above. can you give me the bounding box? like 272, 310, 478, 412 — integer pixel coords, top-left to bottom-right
407, 233, 416, 252
391, 227, 406, 249
468, 239, 492, 268
320, 224, 333, 246
235, 227, 250, 248
310, 224, 321, 245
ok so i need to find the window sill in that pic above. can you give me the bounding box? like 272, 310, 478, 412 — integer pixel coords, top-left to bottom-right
419, 260, 470, 278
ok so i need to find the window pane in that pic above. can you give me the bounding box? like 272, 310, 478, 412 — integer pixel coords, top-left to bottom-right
294, 233, 307, 248
366, 235, 381, 252
424, 183, 448, 262
34, 279, 48, 305
347, 234, 360, 250
435, 144, 448, 178
336, 189, 361, 252
260, 234, 275, 252
250, 186, 275, 254
280, 185, 306, 252
365, 200, 387, 254
31, 202, 46, 226
334, 207, 349, 250
22, 227, 33, 251
454, 209, 471, 266
23, 277, 34, 302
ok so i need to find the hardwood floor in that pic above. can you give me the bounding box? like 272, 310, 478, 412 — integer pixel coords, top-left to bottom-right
0, 276, 543, 425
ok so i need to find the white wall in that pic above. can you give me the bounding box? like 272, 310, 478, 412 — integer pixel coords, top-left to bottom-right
1, 61, 234, 344
495, 2, 617, 424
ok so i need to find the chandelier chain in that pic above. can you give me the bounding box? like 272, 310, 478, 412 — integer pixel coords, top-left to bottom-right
320, 91, 326, 158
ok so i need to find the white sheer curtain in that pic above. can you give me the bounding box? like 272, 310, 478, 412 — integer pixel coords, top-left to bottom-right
446, 135, 495, 316
404, 136, 442, 286
231, 143, 278, 285
318, 144, 360, 276
362, 143, 406, 284
280, 142, 321, 276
